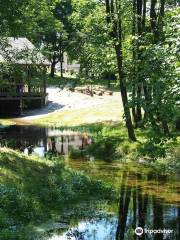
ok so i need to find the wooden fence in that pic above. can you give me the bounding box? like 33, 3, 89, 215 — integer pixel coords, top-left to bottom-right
0, 82, 45, 98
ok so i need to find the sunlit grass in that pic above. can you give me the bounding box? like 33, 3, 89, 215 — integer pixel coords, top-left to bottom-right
33, 100, 123, 127
0, 119, 14, 127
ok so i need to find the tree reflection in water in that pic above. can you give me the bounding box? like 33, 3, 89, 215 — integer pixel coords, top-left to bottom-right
115, 172, 178, 240
0, 125, 91, 157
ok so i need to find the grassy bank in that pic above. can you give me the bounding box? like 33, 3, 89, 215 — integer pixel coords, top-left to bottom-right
63, 122, 180, 174
0, 148, 116, 239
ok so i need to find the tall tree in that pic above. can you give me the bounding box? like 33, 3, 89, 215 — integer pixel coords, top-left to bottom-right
105, 0, 136, 141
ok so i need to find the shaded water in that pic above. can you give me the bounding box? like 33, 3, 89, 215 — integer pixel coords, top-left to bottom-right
0, 125, 179, 239
44, 159, 179, 240
0, 125, 91, 156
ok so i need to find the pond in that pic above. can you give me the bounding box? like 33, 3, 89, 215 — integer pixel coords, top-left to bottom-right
42, 159, 179, 240
0, 125, 179, 239
0, 125, 91, 157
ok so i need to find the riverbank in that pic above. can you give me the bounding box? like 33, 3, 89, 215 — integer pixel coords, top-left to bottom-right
0, 147, 116, 239
0, 145, 179, 239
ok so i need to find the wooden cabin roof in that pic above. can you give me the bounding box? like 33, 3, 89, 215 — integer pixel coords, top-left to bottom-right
0, 37, 50, 66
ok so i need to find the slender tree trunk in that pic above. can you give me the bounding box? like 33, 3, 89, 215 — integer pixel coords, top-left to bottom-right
106, 0, 136, 141
132, 84, 137, 127
50, 59, 56, 78
132, 0, 138, 127
115, 44, 137, 141
136, 85, 142, 123
150, 0, 158, 42
60, 48, 64, 78
136, 0, 143, 124
141, 0, 152, 120
143, 84, 151, 120
142, 0, 147, 31
117, 22, 136, 140
158, 0, 165, 38
60, 60, 63, 78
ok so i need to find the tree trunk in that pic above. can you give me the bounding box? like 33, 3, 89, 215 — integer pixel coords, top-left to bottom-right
105, 0, 136, 141
60, 60, 63, 78
136, 0, 143, 124
136, 85, 142, 124
132, 84, 137, 127
60, 48, 64, 78
132, 0, 138, 127
150, 0, 158, 42
115, 44, 136, 141
142, 0, 147, 31
143, 84, 152, 119
50, 60, 56, 78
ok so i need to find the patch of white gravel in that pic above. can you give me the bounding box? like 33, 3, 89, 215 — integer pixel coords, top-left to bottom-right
20, 86, 121, 120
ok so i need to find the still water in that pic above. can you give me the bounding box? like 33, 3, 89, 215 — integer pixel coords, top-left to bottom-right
0, 125, 179, 240
0, 125, 91, 156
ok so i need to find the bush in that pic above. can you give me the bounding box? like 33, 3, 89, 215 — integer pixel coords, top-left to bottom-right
69, 149, 87, 159
87, 136, 116, 160
0, 186, 41, 223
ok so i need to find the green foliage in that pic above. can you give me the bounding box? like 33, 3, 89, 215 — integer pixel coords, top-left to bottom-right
0, 186, 40, 223
69, 149, 87, 159
69, 0, 116, 82
87, 136, 120, 160
0, 148, 115, 238
0, 0, 28, 36
129, 6, 180, 135
73, 122, 180, 169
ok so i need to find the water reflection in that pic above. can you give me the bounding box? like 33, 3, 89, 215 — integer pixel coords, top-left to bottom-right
47, 216, 117, 240
114, 172, 179, 240
0, 125, 91, 157
42, 171, 179, 240
0, 125, 179, 239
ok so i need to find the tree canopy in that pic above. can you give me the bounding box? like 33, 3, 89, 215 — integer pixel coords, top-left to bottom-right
0, 0, 179, 140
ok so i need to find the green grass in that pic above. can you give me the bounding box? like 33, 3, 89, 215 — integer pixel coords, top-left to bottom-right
32, 98, 123, 127
0, 147, 115, 239
0, 119, 14, 127
61, 122, 180, 173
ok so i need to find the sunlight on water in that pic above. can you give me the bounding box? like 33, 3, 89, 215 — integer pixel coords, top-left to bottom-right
47, 217, 117, 240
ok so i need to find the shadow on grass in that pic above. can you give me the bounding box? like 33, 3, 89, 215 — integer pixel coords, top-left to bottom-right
0, 147, 116, 239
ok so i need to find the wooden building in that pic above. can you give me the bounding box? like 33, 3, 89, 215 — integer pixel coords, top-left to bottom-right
0, 37, 50, 116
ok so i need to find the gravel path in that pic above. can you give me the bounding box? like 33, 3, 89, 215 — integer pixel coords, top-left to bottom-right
19, 86, 121, 120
